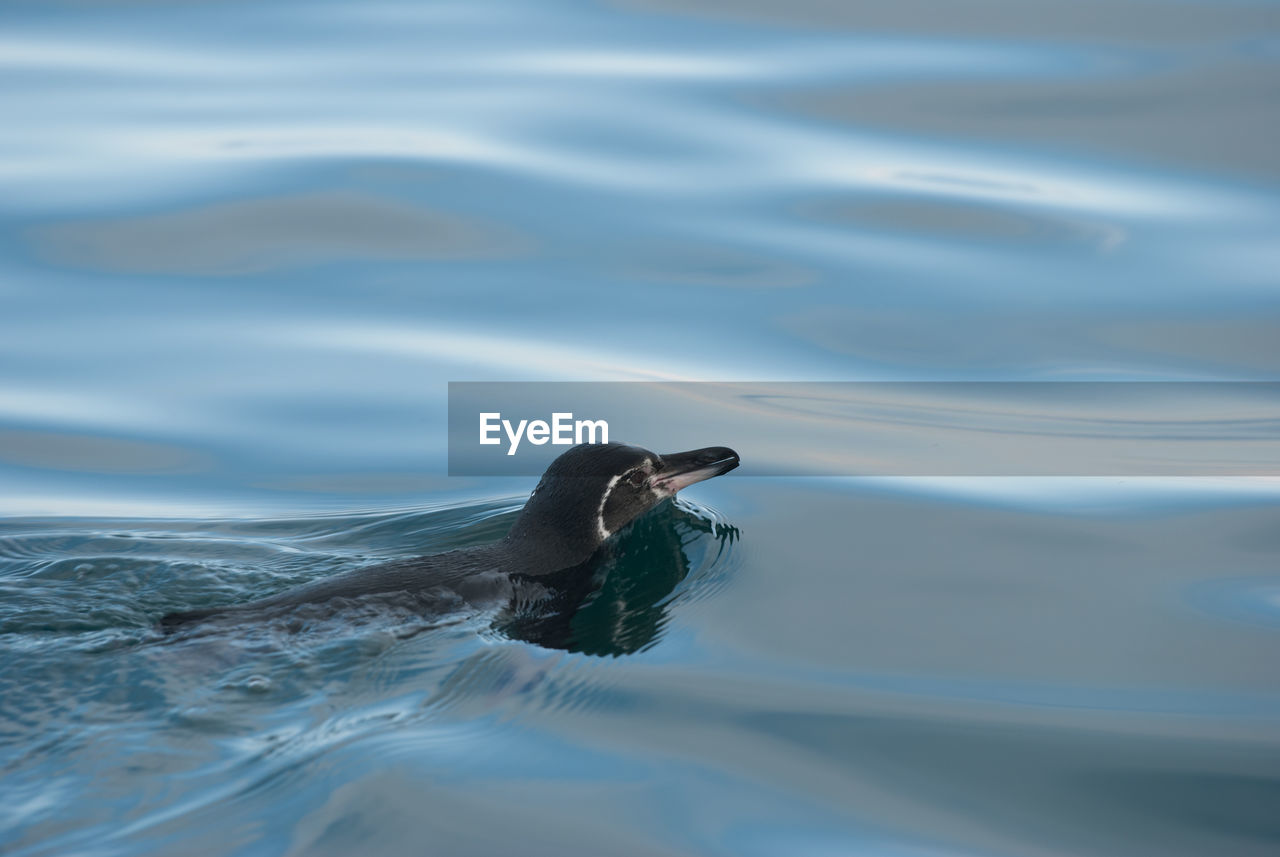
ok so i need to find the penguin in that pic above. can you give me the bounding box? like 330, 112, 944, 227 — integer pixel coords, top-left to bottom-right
159, 442, 739, 630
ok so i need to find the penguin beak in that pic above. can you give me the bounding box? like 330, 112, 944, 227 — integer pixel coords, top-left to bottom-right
652, 446, 740, 494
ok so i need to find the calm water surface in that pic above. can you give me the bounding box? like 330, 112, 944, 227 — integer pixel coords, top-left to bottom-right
2, 1, 1278, 855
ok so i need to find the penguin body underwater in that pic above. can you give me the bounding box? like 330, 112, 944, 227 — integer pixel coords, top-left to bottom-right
159, 443, 738, 630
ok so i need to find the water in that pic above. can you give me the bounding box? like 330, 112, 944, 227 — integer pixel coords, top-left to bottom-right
2, 0, 1278, 854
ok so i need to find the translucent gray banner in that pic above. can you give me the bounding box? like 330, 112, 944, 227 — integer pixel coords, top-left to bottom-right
447, 382, 1280, 476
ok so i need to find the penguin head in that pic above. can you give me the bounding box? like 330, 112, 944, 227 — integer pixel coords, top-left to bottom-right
505, 442, 739, 572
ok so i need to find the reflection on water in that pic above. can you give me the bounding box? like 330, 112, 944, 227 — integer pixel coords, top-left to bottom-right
1, 0, 1278, 854
3, 0, 1279, 514
501, 500, 739, 655
31, 192, 528, 275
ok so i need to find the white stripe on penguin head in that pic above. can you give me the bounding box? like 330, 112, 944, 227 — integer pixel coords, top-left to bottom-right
596, 474, 621, 541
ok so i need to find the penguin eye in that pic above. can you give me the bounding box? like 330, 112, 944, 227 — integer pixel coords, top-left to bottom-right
626, 469, 647, 487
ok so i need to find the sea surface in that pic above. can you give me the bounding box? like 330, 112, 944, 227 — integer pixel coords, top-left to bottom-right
2, 1, 1279, 855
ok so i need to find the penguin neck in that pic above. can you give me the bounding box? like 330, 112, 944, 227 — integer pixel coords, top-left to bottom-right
503, 511, 603, 575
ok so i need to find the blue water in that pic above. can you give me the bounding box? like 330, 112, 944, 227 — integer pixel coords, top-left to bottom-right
2, 1, 1279, 854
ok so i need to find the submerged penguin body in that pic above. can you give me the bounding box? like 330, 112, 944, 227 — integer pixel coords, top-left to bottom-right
159, 443, 738, 630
